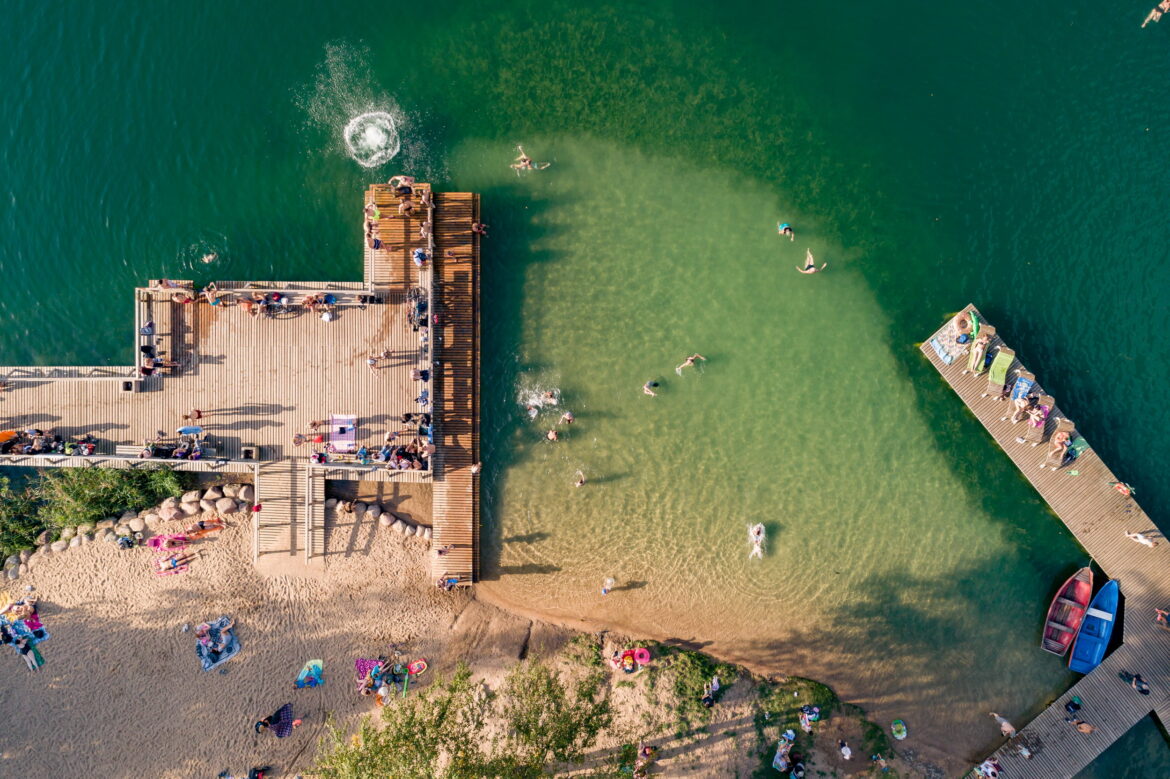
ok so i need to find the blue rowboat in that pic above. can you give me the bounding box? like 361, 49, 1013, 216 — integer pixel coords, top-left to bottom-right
1068, 580, 1120, 674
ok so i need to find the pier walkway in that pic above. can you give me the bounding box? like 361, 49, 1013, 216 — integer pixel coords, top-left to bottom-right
922, 305, 1170, 778
0, 184, 479, 583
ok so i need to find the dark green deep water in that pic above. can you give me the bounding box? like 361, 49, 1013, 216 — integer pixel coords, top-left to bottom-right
3, 1, 1169, 773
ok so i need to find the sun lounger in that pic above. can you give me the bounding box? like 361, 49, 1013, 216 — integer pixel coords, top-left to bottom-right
981, 347, 1016, 398
328, 414, 358, 453
1022, 395, 1055, 445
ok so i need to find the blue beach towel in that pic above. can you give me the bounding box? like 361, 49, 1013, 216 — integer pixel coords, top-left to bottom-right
1009, 375, 1036, 401
929, 338, 955, 365
196, 616, 240, 671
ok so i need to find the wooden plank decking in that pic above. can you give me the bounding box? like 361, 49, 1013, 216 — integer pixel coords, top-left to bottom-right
0, 184, 479, 582
430, 192, 480, 586
922, 305, 1170, 778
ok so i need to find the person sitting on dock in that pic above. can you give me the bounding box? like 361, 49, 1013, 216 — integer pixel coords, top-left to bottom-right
398, 196, 414, 216
472, 222, 489, 236
419, 188, 434, 209
1124, 531, 1159, 548
1008, 394, 1034, 424
364, 201, 380, 220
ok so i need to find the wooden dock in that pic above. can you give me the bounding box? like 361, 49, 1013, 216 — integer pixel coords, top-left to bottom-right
429, 192, 480, 585
0, 183, 479, 582
922, 305, 1170, 778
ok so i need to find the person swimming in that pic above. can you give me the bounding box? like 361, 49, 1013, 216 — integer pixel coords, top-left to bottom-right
777, 222, 795, 241
511, 145, 551, 174
796, 248, 826, 274
675, 353, 706, 375
643, 381, 659, 397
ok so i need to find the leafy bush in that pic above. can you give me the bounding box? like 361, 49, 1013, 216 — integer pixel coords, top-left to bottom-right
0, 468, 193, 558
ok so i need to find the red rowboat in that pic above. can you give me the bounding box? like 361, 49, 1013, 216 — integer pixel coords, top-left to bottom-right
1042, 567, 1093, 656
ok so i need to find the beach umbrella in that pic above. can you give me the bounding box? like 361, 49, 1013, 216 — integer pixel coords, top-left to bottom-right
177, 426, 204, 435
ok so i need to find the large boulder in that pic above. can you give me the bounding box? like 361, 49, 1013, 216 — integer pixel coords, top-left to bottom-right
239, 485, 255, 503
69, 535, 82, 549
35, 530, 51, 545
180, 502, 200, 517
142, 512, 160, 526
161, 497, 180, 511
77, 523, 95, 536
353, 502, 367, 515
203, 486, 224, 501
4, 555, 18, 569
324, 497, 338, 509
181, 490, 202, 504
403, 523, 417, 537
421, 526, 432, 540
379, 514, 394, 527
391, 519, 405, 533
158, 505, 181, 522
50, 539, 69, 553
113, 524, 129, 536
128, 517, 146, 533
215, 497, 237, 514
199, 499, 216, 513
81, 533, 95, 544
18, 563, 28, 576
367, 504, 382, 519
101, 531, 117, 543
59, 526, 76, 541
95, 519, 116, 531
6, 568, 17, 581
18, 549, 32, 564
222, 483, 241, 497
120, 510, 138, 521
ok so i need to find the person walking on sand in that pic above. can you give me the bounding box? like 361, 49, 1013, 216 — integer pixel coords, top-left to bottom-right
796, 248, 826, 274
601, 577, 614, 596
778, 222, 795, 241
989, 712, 1016, 737
511, 145, 551, 174
675, 353, 706, 375
1125, 531, 1159, 547
366, 355, 381, 376
643, 381, 659, 397
574, 470, 586, 488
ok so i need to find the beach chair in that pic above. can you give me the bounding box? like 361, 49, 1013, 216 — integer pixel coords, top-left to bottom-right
1021, 395, 1055, 445
1041, 419, 1076, 469
327, 414, 357, 454
965, 325, 997, 375
981, 347, 1016, 398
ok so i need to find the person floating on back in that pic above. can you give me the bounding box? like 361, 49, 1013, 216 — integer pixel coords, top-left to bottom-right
797, 248, 826, 274
675, 354, 706, 376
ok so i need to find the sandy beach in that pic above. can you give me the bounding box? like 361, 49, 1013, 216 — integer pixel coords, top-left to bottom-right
0, 509, 574, 778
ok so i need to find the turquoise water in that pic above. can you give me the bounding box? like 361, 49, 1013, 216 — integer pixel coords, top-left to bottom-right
3, 1, 1169, 772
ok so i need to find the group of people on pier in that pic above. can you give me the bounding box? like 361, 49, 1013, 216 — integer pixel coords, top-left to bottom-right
0, 428, 96, 456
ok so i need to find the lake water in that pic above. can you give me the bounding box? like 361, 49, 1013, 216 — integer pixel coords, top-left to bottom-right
4, 1, 1168, 773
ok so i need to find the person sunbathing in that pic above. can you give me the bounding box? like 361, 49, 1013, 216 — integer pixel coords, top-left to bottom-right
185, 518, 225, 539
1048, 431, 1070, 462
196, 618, 235, 653
156, 552, 198, 572
1008, 396, 1033, 424
1026, 405, 1047, 427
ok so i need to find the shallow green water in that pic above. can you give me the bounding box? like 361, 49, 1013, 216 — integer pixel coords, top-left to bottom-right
3, 0, 1169, 772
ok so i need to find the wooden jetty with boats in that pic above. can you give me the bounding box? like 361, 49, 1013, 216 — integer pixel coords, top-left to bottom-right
922, 305, 1170, 778
0, 183, 480, 585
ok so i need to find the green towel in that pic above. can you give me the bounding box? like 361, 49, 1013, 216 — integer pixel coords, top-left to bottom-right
987, 350, 1013, 386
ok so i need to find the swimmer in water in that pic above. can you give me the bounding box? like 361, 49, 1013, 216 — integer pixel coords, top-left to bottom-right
675, 353, 706, 375
201, 252, 218, 264
796, 248, 827, 274
526, 405, 539, 419
643, 381, 659, 397
560, 411, 574, 425
778, 222, 795, 241
542, 390, 558, 404
511, 145, 551, 174
546, 429, 558, 441
574, 470, 585, 488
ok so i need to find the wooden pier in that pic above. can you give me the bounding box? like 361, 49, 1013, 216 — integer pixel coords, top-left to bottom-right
922, 305, 1170, 778
0, 183, 480, 584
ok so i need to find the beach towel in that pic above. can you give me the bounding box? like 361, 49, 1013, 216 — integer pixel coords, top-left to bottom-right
196, 616, 240, 671
354, 657, 384, 689
985, 349, 1014, 391
147, 534, 187, 551
1068, 435, 1091, 460
929, 337, 956, 365
4, 617, 50, 646
1009, 374, 1036, 401
328, 414, 358, 453
296, 659, 324, 688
